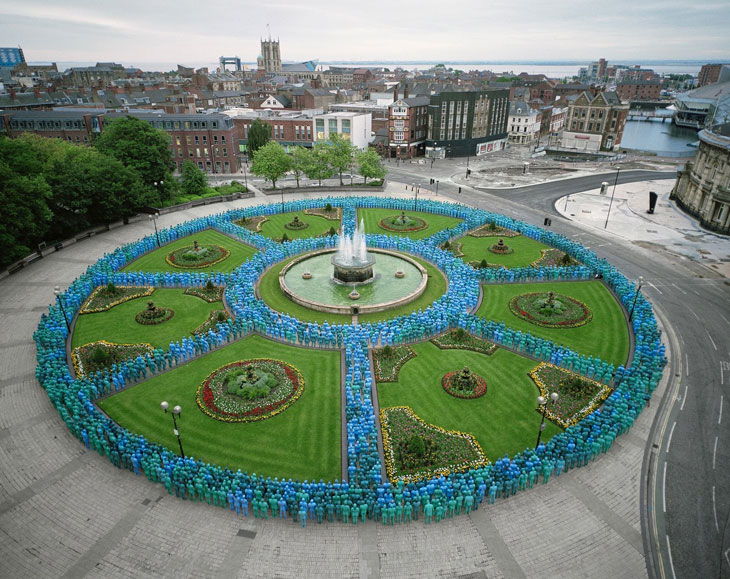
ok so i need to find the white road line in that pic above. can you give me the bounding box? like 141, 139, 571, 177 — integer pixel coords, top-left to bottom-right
713, 486, 720, 532
725, 548, 730, 571
666, 421, 677, 453
688, 308, 700, 320
685, 354, 689, 377
646, 280, 663, 295
672, 282, 688, 296
707, 330, 718, 351
666, 535, 677, 579
663, 461, 668, 513
597, 243, 610, 247
713, 436, 718, 470
720, 396, 724, 425
720, 313, 729, 325
722, 363, 725, 386
678, 331, 685, 345
680, 385, 688, 411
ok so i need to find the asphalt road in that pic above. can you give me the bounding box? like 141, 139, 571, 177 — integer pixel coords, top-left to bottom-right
389, 161, 730, 578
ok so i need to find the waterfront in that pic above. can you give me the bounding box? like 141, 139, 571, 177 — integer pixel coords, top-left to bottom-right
620, 118, 699, 156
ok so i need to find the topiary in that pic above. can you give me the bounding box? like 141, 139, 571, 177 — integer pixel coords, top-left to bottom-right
455, 328, 466, 342
480, 258, 488, 269
329, 226, 337, 236
105, 281, 117, 296
325, 202, 333, 212
408, 435, 425, 457
91, 347, 109, 365
561, 253, 573, 266
217, 311, 226, 322
382, 344, 393, 358
206, 279, 215, 291
281, 233, 289, 242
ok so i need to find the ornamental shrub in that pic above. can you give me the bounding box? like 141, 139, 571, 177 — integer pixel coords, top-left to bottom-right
217, 311, 226, 322
206, 279, 215, 291
408, 435, 425, 457
480, 258, 488, 269
382, 344, 393, 358
329, 226, 337, 236
325, 202, 333, 212
91, 347, 109, 365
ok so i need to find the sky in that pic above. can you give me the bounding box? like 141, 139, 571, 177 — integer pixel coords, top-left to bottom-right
1, 0, 729, 67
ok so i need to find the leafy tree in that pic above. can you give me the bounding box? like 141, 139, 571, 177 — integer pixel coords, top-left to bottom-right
247, 119, 271, 158
180, 160, 207, 195
325, 134, 357, 185
355, 149, 386, 184
250, 141, 291, 189
304, 142, 334, 185
290, 146, 310, 188
94, 115, 174, 204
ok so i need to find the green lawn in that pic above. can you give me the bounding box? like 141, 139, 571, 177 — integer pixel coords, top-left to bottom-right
98, 335, 341, 480
257, 253, 448, 325
358, 208, 462, 240
72, 289, 222, 350
123, 230, 257, 273
476, 281, 629, 366
457, 235, 552, 268
377, 342, 562, 461
258, 211, 340, 241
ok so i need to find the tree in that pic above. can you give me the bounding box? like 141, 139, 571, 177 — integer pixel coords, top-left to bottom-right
304, 142, 334, 185
247, 119, 271, 158
181, 160, 207, 195
325, 134, 357, 185
250, 141, 291, 189
94, 115, 174, 204
355, 149, 387, 184
290, 146, 310, 188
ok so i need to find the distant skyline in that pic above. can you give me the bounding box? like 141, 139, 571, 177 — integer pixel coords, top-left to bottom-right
1, 0, 728, 64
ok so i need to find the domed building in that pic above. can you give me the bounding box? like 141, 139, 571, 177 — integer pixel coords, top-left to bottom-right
671, 122, 730, 235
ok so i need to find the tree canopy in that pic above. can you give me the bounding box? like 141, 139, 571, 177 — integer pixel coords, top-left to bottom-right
181, 160, 208, 196
325, 134, 357, 185
247, 119, 271, 158
355, 149, 387, 184
250, 141, 291, 189
304, 142, 334, 185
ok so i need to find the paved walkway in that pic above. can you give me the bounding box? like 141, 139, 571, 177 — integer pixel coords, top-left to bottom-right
0, 186, 669, 578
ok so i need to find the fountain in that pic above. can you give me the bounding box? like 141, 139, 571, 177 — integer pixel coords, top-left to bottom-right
331, 219, 376, 285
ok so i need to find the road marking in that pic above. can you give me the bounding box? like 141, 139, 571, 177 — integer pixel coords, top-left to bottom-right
721, 362, 726, 385
680, 385, 688, 411
713, 486, 720, 532
713, 436, 718, 470
666, 535, 677, 579
725, 548, 730, 571
646, 281, 663, 295
672, 283, 688, 296
663, 461, 668, 513
719, 396, 724, 425
706, 330, 718, 351
688, 308, 700, 320
678, 331, 684, 345
720, 313, 729, 325
666, 421, 677, 453
597, 243, 610, 247
685, 354, 689, 377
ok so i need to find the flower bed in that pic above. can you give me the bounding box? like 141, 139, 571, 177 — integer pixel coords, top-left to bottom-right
487, 240, 514, 255
372, 345, 416, 382
468, 260, 505, 270
378, 212, 428, 232
165, 245, 230, 269
134, 303, 174, 325
192, 309, 230, 336
303, 207, 341, 221
380, 406, 488, 484
80, 286, 154, 314
195, 359, 304, 423
234, 215, 268, 232
71, 340, 154, 377
531, 248, 579, 268
509, 292, 593, 328
442, 369, 487, 399
184, 285, 224, 303
431, 330, 497, 356
469, 223, 521, 238
441, 241, 464, 257
529, 362, 612, 428
284, 216, 309, 231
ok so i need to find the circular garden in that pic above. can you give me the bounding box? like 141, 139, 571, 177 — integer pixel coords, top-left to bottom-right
36, 195, 664, 524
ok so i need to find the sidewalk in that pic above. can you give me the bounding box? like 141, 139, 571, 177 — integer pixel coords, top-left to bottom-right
555, 178, 730, 277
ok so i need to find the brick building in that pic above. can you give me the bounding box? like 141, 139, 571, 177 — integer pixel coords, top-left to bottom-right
560, 91, 628, 152
387, 86, 429, 158
615, 80, 662, 102
697, 63, 730, 87
225, 109, 315, 154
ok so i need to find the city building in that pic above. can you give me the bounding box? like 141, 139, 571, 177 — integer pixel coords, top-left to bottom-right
673, 81, 730, 129
671, 122, 730, 235
0, 109, 105, 144
387, 91, 429, 159
697, 63, 730, 87
0, 47, 25, 68
257, 37, 282, 74
615, 80, 662, 102
507, 101, 540, 145
314, 111, 372, 149
425, 89, 510, 157
61, 63, 127, 87
560, 91, 628, 152
330, 100, 390, 133
225, 108, 315, 153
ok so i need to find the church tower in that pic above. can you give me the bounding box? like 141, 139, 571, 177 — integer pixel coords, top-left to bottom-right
257, 34, 281, 74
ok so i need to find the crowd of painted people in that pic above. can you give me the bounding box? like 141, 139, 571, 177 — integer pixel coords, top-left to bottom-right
33, 196, 666, 525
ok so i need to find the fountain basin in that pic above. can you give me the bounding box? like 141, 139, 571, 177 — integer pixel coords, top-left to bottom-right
279, 249, 428, 315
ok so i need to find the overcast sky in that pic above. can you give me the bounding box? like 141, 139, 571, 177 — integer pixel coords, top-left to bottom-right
1, 0, 728, 66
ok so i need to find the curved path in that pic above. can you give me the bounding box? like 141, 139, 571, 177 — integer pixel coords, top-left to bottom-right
0, 188, 712, 579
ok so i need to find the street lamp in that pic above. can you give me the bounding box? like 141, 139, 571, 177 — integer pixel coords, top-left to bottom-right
414, 185, 419, 211
628, 276, 644, 322
53, 285, 70, 332
604, 167, 621, 229
535, 392, 558, 449
280, 188, 285, 215
160, 401, 185, 458
153, 180, 164, 201
148, 213, 161, 247
435, 180, 439, 194
466, 154, 470, 178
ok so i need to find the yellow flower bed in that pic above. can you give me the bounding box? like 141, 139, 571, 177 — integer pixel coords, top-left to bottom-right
79, 286, 154, 314
71, 339, 154, 377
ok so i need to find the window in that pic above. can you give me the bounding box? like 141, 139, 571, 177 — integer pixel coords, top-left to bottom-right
202, 136, 207, 144
213, 135, 218, 143
175, 136, 181, 146
393, 130, 404, 142
194, 136, 199, 144
222, 148, 227, 156
196, 148, 201, 157
329, 119, 337, 134
295, 126, 300, 140
186, 136, 192, 145
341, 119, 350, 134
221, 135, 226, 143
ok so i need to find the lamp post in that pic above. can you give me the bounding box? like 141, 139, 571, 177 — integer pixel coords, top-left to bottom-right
160, 401, 185, 458
53, 285, 70, 332
604, 167, 621, 229
148, 213, 161, 247
280, 188, 285, 215
435, 180, 439, 194
522, 162, 529, 174
535, 392, 558, 449
564, 194, 570, 212
414, 185, 419, 211
628, 276, 644, 322
465, 154, 470, 178
153, 180, 164, 202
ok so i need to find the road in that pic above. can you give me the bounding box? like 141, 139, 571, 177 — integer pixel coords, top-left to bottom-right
388, 160, 730, 578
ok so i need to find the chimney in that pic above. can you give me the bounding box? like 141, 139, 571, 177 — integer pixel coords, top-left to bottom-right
9, 88, 16, 99
393, 83, 398, 101
33, 88, 41, 98
404, 84, 409, 99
